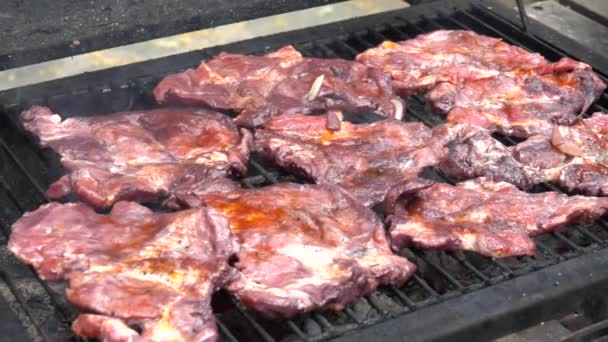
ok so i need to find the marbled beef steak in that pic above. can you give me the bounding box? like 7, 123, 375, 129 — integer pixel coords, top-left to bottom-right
198, 182, 415, 318
154, 45, 405, 127
22, 106, 251, 209
385, 177, 608, 258
8, 201, 237, 341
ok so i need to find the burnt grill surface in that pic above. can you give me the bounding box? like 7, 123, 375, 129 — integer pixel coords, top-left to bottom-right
2, 1, 608, 341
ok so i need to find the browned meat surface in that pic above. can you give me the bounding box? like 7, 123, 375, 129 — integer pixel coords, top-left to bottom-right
8, 201, 237, 342
154, 45, 405, 127
198, 183, 415, 319
514, 113, 608, 196
22, 106, 251, 209
356, 30, 549, 95
385, 178, 608, 258
426, 58, 606, 137
439, 113, 608, 195
438, 123, 544, 189
254, 112, 446, 207
357, 30, 605, 138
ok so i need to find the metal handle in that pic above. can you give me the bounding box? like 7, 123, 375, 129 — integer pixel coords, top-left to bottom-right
515, 0, 530, 32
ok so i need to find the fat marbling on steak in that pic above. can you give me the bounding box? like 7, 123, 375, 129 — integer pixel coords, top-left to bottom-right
385, 177, 608, 258
22, 106, 251, 209
8, 201, 237, 342
197, 182, 415, 319
154, 45, 405, 127
356, 30, 549, 95
254, 112, 446, 207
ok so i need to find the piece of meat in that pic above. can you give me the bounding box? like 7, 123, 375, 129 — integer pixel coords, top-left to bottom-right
22, 106, 252, 209
254, 112, 447, 207
196, 183, 415, 319
356, 30, 549, 95
426, 59, 606, 138
385, 177, 608, 258
513, 113, 608, 196
356, 30, 605, 137
438, 123, 544, 189
8, 201, 237, 342
154, 45, 405, 127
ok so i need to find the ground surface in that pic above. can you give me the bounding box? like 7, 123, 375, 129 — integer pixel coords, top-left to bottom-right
0, 0, 341, 69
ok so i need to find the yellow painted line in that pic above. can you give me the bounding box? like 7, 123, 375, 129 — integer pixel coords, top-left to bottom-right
0, 0, 408, 92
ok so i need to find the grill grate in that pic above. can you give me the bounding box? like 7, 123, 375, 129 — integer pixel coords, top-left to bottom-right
2, 1, 608, 341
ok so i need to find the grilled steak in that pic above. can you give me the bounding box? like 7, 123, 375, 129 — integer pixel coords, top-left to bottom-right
8, 201, 237, 342
22, 106, 251, 209
198, 183, 415, 319
385, 177, 608, 257
439, 114, 608, 195
438, 123, 544, 189
426, 59, 606, 137
513, 113, 608, 196
254, 112, 446, 207
356, 30, 549, 95
154, 45, 405, 127
357, 30, 605, 138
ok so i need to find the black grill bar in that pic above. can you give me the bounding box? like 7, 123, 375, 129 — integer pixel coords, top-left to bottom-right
553, 232, 585, 252
388, 287, 417, 309
216, 319, 239, 342
228, 296, 276, 342
286, 320, 310, 341
0, 260, 51, 342
342, 307, 364, 324
576, 226, 604, 245
410, 274, 439, 298
451, 253, 491, 283
491, 258, 514, 274
0, 144, 80, 330
0, 139, 49, 202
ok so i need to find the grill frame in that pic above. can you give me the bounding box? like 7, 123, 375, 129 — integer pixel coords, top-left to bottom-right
2, 0, 608, 341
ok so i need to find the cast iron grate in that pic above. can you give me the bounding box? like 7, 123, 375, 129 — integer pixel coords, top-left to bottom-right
1, 2, 608, 341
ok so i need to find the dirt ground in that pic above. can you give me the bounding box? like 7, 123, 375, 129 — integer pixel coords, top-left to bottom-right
0, 0, 339, 68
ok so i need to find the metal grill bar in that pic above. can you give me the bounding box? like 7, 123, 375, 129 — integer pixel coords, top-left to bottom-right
450, 253, 490, 283
343, 307, 364, 323
414, 253, 465, 291
216, 319, 239, 342
286, 320, 310, 341
410, 274, 439, 298
228, 296, 275, 342
553, 232, 584, 252
0, 271, 51, 342
575, 226, 604, 245
388, 287, 417, 308
0, 139, 49, 201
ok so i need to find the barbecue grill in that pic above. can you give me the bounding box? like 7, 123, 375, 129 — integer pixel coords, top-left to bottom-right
2, 0, 608, 341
